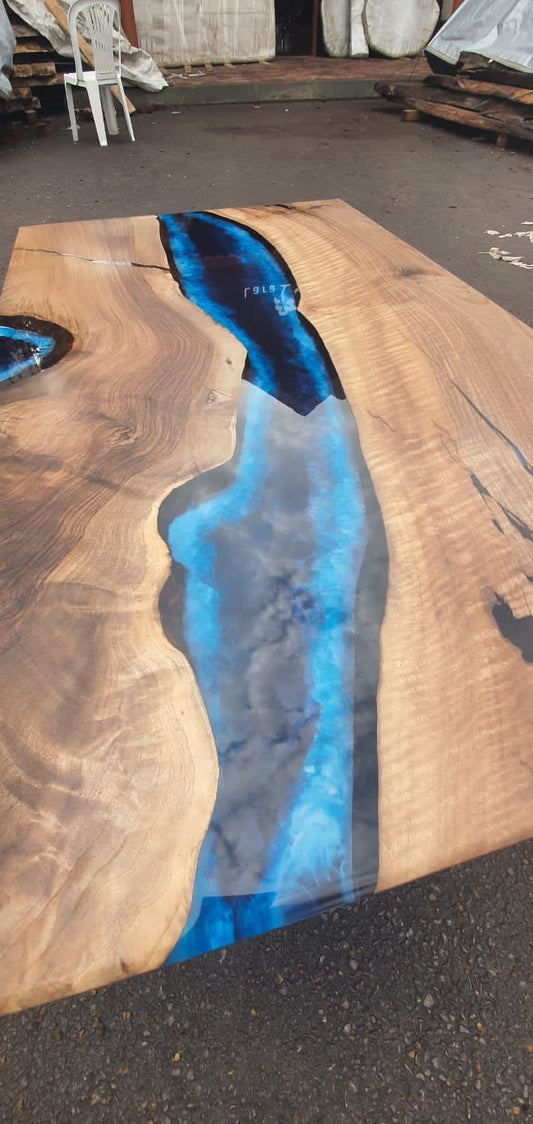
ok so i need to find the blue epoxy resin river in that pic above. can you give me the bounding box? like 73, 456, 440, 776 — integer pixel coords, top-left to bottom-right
158, 211, 384, 961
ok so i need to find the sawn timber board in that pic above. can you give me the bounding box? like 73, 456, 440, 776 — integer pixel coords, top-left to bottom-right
0, 200, 531, 1015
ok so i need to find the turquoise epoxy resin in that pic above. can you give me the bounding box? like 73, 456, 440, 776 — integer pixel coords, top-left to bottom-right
0, 316, 73, 384
158, 211, 387, 961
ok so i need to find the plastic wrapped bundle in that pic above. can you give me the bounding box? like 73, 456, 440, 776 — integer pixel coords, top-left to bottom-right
0, 0, 15, 100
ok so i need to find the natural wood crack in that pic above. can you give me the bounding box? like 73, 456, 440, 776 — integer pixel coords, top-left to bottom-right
15, 246, 172, 274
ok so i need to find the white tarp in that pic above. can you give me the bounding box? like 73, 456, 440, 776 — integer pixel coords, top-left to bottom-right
427, 0, 533, 74
6, 0, 167, 88
133, 0, 275, 67
0, 0, 15, 98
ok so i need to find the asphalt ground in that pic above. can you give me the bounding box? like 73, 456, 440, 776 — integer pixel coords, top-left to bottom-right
0, 98, 531, 1124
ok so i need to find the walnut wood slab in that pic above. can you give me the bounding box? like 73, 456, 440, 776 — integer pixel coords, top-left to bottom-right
0, 201, 531, 1015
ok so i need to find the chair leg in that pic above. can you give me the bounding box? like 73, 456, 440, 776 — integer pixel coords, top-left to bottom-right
101, 87, 118, 135
64, 81, 78, 142
116, 77, 135, 142
85, 82, 108, 147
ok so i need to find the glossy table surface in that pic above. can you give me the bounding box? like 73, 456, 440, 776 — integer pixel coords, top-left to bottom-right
0, 200, 531, 1014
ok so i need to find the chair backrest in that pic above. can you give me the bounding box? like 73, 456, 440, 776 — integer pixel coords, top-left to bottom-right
68, 0, 121, 83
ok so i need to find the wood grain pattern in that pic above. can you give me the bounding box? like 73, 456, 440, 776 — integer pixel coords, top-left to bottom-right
0, 200, 532, 1013
218, 201, 533, 891
427, 75, 533, 107
0, 215, 245, 1014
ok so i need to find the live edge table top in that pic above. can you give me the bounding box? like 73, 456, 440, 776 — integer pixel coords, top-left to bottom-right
0, 200, 531, 1016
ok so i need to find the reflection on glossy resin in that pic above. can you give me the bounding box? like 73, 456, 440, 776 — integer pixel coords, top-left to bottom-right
159, 211, 388, 961
0, 315, 73, 383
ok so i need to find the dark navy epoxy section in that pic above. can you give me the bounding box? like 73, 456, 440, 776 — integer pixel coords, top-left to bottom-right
158, 211, 387, 961
0, 315, 73, 384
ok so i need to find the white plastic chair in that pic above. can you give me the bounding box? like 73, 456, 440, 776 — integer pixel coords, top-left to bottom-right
64, 0, 135, 147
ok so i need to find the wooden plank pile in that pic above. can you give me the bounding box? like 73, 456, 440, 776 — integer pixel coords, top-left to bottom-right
0, 8, 64, 134
376, 55, 533, 148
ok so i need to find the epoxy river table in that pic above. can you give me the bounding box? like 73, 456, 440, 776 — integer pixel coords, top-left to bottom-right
0, 200, 532, 1015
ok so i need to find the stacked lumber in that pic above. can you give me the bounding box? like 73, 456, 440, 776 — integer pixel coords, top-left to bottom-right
1, 8, 62, 128
376, 60, 533, 147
